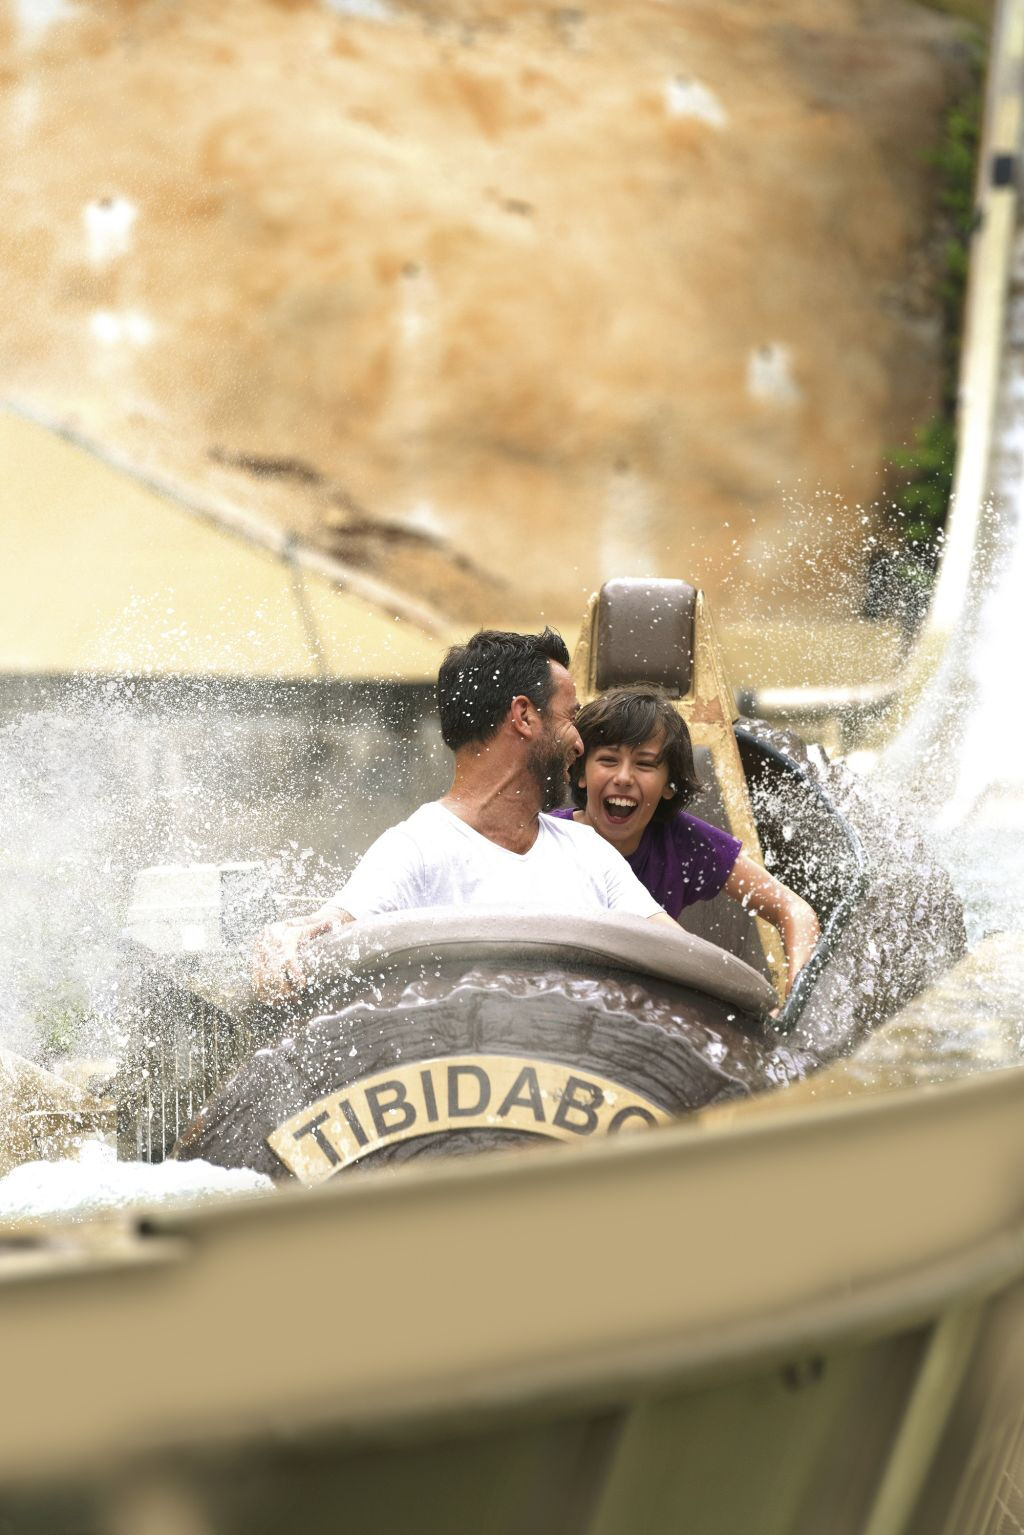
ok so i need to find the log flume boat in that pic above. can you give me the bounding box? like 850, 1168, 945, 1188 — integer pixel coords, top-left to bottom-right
122, 575, 962, 1182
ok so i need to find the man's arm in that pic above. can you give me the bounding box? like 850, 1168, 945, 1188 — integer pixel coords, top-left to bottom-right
252, 904, 355, 1000
646, 911, 680, 930
252, 822, 425, 1000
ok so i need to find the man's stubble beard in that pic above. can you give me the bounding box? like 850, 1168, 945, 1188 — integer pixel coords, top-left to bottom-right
528, 730, 570, 814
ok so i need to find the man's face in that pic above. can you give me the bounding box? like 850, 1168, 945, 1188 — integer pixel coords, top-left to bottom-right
528, 663, 583, 812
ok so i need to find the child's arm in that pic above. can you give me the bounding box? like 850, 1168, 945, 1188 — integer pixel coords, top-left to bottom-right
723, 854, 821, 997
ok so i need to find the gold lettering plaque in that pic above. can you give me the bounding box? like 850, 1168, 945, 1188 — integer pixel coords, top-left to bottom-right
267, 1054, 673, 1185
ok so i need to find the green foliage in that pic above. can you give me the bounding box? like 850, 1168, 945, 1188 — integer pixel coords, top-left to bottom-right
917, 0, 993, 28
885, 51, 982, 573
933, 75, 982, 352
33, 984, 94, 1063
888, 415, 956, 557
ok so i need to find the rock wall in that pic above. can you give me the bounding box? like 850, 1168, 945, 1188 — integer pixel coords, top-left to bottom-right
0, 0, 974, 630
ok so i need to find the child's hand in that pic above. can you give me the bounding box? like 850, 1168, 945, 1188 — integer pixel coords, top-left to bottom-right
783, 905, 821, 995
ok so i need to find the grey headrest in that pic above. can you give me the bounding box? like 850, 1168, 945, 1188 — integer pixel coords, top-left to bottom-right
595, 578, 697, 695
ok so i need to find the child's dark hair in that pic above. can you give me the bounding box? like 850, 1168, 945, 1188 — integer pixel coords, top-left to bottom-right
569, 685, 702, 823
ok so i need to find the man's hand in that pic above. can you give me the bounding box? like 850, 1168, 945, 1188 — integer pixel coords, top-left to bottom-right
251, 906, 354, 1002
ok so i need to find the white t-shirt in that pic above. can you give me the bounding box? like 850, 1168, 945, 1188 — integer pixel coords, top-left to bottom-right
330, 802, 662, 922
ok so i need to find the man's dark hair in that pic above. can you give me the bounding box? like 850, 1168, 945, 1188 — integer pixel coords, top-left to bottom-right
437, 627, 571, 751
569, 684, 702, 822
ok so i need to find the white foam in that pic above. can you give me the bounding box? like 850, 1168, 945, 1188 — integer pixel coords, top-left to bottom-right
15, 0, 76, 45
89, 309, 154, 347
323, 0, 391, 19
0, 1141, 272, 1225
83, 197, 138, 266
665, 75, 727, 129
747, 343, 802, 405
403, 498, 444, 537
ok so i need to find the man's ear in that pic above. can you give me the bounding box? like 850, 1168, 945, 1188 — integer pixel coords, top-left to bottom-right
509, 694, 534, 737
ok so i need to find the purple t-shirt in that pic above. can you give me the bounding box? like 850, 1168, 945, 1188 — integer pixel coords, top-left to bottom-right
546, 808, 741, 920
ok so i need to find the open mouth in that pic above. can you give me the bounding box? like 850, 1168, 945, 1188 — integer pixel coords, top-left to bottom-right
602, 795, 639, 826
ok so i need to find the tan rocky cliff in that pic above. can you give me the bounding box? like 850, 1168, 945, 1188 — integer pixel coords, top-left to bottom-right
0, 0, 975, 651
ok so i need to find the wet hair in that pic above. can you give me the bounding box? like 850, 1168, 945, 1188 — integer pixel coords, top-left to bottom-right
569, 684, 702, 822
437, 627, 571, 751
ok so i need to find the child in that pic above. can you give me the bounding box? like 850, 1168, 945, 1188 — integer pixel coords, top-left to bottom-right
547, 684, 820, 995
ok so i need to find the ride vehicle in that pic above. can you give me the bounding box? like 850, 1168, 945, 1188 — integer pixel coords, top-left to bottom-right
117, 577, 964, 1178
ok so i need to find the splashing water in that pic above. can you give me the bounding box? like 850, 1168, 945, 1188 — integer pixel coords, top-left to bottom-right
0, 670, 446, 1065
881, 226, 1024, 946
0, 1139, 271, 1224
916, 497, 1024, 946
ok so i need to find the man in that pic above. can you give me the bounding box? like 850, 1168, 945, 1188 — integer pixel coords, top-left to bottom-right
255, 626, 673, 996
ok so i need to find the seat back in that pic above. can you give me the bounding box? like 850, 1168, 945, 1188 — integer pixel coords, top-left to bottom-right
571, 578, 786, 1000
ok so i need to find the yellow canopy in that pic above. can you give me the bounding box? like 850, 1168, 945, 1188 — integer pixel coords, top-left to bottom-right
0, 412, 445, 681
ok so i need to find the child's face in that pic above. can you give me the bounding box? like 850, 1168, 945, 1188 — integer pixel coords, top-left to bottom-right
579, 731, 674, 851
